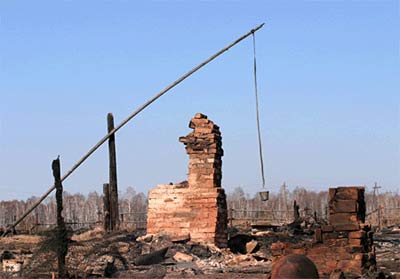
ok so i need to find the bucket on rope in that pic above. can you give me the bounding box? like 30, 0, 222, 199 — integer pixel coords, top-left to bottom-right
259, 190, 269, 201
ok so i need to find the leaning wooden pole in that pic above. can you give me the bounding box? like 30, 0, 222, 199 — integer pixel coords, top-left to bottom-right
107, 113, 119, 230
2, 23, 265, 236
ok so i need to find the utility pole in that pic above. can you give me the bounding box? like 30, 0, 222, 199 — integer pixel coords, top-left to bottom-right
373, 182, 382, 230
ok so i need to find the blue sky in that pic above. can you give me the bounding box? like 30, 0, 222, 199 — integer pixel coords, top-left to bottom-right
1, 1, 399, 200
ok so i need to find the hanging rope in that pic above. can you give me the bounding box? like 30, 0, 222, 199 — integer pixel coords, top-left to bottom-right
252, 32, 266, 189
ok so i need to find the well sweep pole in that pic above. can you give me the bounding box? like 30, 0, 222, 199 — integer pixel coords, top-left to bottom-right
3, 23, 265, 235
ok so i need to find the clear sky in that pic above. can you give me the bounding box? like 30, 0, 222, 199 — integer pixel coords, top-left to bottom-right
1, 1, 399, 200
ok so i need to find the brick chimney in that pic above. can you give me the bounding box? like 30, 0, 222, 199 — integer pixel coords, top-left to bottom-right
179, 113, 223, 188
147, 113, 228, 247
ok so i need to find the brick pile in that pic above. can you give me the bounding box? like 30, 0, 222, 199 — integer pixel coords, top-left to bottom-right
146, 113, 228, 247
271, 186, 376, 276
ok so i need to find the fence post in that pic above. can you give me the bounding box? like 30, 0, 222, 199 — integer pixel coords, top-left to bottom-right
52, 157, 67, 278
103, 183, 111, 232
107, 113, 119, 230
229, 208, 234, 227
293, 200, 300, 221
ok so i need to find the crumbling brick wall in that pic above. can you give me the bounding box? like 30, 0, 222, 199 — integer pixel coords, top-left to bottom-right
146, 113, 228, 247
272, 186, 376, 276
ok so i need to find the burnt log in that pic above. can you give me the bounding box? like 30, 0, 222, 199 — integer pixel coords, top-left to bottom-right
134, 247, 169, 266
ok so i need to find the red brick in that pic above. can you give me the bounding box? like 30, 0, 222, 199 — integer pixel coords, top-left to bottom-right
322, 232, 338, 241
326, 260, 338, 269
346, 245, 365, 253
324, 238, 348, 247
333, 223, 360, 231
329, 199, 357, 213
353, 253, 367, 261
338, 259, 363, 269
332, 187, 364, 200
306, 245, 330, 255
348, 231, 366, 239
349, 238, 362, 246
314, 228, 322, 243
291, 248, 306, 255
329, 213, 358, 225
321, 225, 334, 232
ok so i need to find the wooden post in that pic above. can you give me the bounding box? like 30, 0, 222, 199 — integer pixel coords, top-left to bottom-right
229, 208, 234, 227
282, 182, 289, 223
107, 113, 119, 231
35, 210, 39, 227
103, 183, 111, 232
293, 200, 300, 221
52, 157, 67, 278
97, 210, 102, 224
373, 182, 382, 230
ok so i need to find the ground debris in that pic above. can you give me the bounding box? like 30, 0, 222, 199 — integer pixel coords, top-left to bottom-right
0, 226, 399, 278
134, 247, 169, 266
173, 251, 193, 262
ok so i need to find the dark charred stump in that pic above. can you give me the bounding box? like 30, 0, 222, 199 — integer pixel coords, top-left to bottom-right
293, 200, 300, 221
52, 157, 68, 278
134, 247, 169, 266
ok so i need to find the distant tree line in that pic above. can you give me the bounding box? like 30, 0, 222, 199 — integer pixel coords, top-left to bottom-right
0, 186, 147, 232
227, 186, 400, 227
0, 185, 399, 231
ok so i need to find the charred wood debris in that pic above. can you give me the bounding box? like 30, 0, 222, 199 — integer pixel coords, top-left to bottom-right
0, 214, 398, 278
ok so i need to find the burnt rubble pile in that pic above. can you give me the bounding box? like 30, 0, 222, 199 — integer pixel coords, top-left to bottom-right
13, 230, 272, 278
1, 202, 398, 278
271, 186, 376, 277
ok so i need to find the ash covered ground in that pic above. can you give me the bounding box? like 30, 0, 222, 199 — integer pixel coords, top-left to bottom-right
0, 225, 398, 279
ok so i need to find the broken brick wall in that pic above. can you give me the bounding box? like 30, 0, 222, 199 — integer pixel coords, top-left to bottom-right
146, 113, 228, 247
272, 186, 376, 276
